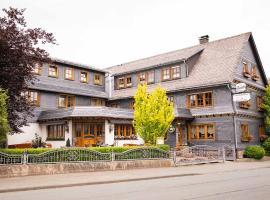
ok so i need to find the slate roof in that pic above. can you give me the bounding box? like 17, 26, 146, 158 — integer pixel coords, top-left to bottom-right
29, 81, 108, 98
38, 106, 193, 121
106, 48, 204, 76
38, 106, 134, 121
107, 32, 253, 100
52, 57, 107, 73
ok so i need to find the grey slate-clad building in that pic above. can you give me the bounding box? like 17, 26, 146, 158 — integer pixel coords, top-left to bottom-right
8, 32, 268, 152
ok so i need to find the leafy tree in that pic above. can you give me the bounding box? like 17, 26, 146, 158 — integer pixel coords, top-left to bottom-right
0, 89, 10, 146
0, 7, 56, 132
263, 82, 270, 135
133, 84, 174, 144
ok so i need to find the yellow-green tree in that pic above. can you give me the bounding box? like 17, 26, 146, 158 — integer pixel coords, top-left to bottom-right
133, 84, 174, 144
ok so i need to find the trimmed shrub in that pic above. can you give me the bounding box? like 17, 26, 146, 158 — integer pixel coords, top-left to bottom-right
66, 138, 71, 147
0, 144, 170, 155
244, 145, 265, 160
262, 137, 270, 154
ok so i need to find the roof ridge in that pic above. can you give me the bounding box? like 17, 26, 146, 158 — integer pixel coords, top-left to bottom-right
51, 57, 107, 72
106, 32, 251, 70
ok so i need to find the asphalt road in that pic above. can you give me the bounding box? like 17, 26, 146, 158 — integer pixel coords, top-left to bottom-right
1, 164, 270, 200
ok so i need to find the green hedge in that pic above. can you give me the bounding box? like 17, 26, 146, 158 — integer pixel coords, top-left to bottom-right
244, 145, 265, 160
262, 137, 270, 154
0, 144, 170, 155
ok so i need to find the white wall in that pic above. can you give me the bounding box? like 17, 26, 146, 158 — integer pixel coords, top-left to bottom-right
7, 123, 41, 145
105, 120, 114, 145
7, 120, 73, 148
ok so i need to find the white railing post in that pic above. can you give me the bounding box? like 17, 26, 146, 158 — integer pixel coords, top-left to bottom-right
111, 151, 115, 161
23, 149, 28, 164
173, 149, 176, 164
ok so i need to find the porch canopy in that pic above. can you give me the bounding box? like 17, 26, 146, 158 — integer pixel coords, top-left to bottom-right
38, 106, 134, 122
175, 108, 193, 120
37, 106, 193, 122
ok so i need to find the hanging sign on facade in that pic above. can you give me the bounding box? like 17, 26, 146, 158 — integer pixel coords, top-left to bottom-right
235, 83, 247, 93
233, 92, 251, 102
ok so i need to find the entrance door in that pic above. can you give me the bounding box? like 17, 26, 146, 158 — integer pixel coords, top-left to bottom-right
177, 125, 183, 147
74, 123, 104, 147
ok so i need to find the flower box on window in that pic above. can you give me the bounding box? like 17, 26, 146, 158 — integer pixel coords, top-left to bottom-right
46, 137, 65, 141
259, 135, 268, 142
239, 100, 251, 109
251, 74, 259, 81
243, 72, 251, 78
241, 135, 253, 142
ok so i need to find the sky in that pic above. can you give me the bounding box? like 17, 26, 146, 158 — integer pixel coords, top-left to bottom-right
1, 0, 270, 77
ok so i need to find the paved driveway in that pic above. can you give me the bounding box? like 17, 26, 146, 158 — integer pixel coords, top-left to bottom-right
0, 161, 270, 200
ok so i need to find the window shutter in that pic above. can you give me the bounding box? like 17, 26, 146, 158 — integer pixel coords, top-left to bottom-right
37, 92, 40, 107
186, 95, 190, 108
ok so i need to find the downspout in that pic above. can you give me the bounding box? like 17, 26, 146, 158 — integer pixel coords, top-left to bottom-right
184, 59, 188, 77
227, 84, 238, 159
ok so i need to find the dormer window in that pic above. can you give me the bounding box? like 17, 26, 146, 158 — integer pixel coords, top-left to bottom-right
172, 66, 180, 79
126, 76, 132, 87
147, 71, 155, 84
162, 68, 170, 81
118, 77, 125, 89
94, 73, 103, 85
117, 76, 132, 89
80, 71, 88, 83
65, 67, 74, 80
138, 73, 146, 84
48, 65, 58, 78
33, 63, 42, 75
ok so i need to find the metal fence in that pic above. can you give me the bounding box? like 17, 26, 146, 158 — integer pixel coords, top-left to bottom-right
0, 147, 170, 165
0, 152, 23, 165
114, 147, 170, 161
172, 145, 225, 165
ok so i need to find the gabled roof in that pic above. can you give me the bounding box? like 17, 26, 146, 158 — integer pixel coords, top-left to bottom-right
108, 32, 256, 100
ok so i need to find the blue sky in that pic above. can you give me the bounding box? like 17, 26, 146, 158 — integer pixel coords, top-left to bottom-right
1, 0, 270, 77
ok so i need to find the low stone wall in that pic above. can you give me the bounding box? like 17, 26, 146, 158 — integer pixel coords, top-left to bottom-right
0, 159, 174, 178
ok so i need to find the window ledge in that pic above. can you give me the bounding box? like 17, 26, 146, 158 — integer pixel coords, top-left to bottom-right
251, 75, 259, 81
48, 75, 58, 78
114, 137, 138, 140
243, 72, 251, 78
241, 136, 253, 142
46, 138, 65, 141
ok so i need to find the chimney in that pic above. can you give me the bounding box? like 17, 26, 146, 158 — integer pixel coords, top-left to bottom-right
199, 35, 209, 44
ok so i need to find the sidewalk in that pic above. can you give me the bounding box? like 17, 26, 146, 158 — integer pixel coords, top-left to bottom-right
0, 161, 270, 193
